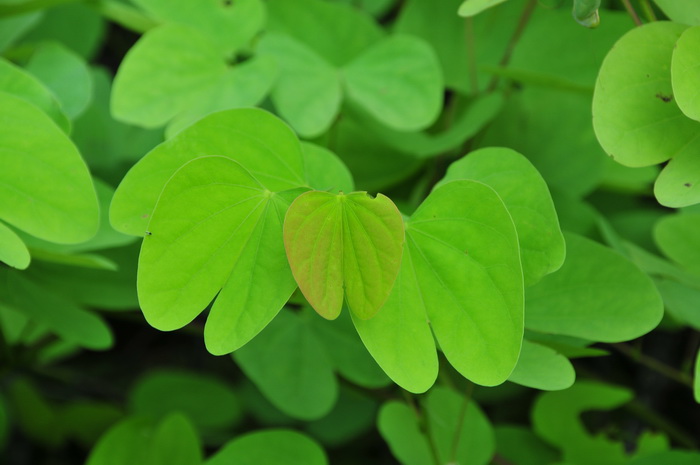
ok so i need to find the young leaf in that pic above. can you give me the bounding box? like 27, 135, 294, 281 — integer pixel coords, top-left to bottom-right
283, 191, 405, 320
0, 221, 30, 270
437, 147, 566, 286
110, 107, 306, 236
526, 233, 663, 342
671, 26, 700, 122
0, 92, 99, 244
234, 310, 338, 420
507, 340, 575, 391
343, 35, 443, 131
137, 156, 296, 354
206, 430, 328, 465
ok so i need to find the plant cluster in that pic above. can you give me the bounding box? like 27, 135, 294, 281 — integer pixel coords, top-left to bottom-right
0, 0, 699, 464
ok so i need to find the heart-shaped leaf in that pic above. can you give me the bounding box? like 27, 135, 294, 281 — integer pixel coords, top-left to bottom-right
283, 191, 405, 320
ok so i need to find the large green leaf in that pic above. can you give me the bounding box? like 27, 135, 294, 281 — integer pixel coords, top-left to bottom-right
0, 58, 69, 131
437, 147, 565, 286
653, 213, 700, 276
671, 26, 700, 122
206, 430, 328, 465
112, 19, 273, 132
0, 221, 30, 269
138, 156, 296, 354
131, 0, 264, 54
234, 310, 337, 420
26, 41, 92, 119
0, 92, 98, 244
257, 33, 341, 138
343, 35, 443, 131
110, 107, 306, 236
283, 191, 404, 320
129, 370, 241, 433
507, 339, 575, 391
526, 233, 663, 342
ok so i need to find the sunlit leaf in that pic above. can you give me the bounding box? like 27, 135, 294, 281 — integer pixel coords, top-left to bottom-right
507, 340, 575, 391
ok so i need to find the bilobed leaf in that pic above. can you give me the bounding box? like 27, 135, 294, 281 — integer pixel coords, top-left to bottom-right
458, 0, 508, 17
206, 430, 328, 465
138, 156, 296, 354
407, 180, 523, 386
526, 233, 662, 342
0, 221, 30, 269
129, 370, 241, 433
437, 147, 565, 286
110, 107, 306, 236
26, 41, 92, 118
0, 92, 98, 244
234, 310, 337, 420
0, 58, 70, 132
653, 213, 700, 276
343, 35, 443, 131
283, 191, 405, 320
507, 340, 575, 391
671, 26, 700, 122
377, 402, 434, 465
131, 0, 265, 54
257, 33, 341, 138
302, 142, 354, 194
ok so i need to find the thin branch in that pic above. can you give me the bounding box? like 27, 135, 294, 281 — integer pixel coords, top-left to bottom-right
621, 0, 643, 26
638, 0, 657, 22
610, 342, 693, 388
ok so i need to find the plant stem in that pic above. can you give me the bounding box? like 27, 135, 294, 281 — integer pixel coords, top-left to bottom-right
488, 0, 538, 91
610, 342, 693, 388
465, 17, 479, 95
449, 381, 475, 463
638, 0, 657, 22
621, 0, 643, 26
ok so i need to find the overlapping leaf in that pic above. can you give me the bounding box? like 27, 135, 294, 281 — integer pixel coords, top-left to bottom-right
507, 340, 575, 391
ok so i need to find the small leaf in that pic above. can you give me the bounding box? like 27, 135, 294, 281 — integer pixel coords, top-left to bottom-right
206, 430, 328, 465
437, 147, 566, 286
458, 0, 508, 18
137, 156, 296, 354
0, 221, 30, 269
283, 191, 405, 320
234, 310, 338, 420
343, 35, 443, 131
508, 339, 575, 391
0, 92, 98, 244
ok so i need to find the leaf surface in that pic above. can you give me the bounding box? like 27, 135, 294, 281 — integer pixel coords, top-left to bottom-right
206, 430, 327, 465
0, 221, 30, 269
507, 339, 575, 391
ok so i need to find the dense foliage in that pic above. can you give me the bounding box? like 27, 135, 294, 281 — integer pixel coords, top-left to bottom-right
1, 0, 699, 464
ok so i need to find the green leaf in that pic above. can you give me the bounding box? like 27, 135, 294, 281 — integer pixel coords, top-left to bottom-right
425, 387, 495, 465
532, 381, 635, 464
654, 278, 700, 329
283, 191, 405, 320
0, 221, 30, 269
526, 233, 662, 342
654, 148, 700, 207
494, 425, 559, 465
0, 91, 98, 244
59, 401, 123, 448
654, 213, 700, 276
653, 0, 700, 26
0, 58, 69, 132
0, 12, 41, 54
377, 402, 434, 465
26, 41, 92, 119
129, 370, 241, 433
306, 386, 377, 446
508, 340, 575, 391
573, 0, 601, 28
629, 451, 700, 465
257, 32, 341, 138
0, 268, 113, 350
406, 180, 523, 386
86, 417, 153, 465
593, 22, 700, 171
131, 0, 265, 54
234, 309, 338, 420
110, 107, 305, 236
302, 142, 354, 194
438, 147, 565, 286
673, 27, 700, 122
695, 347, 700, 403
206, 430, 328, 465
343, 35, 443, 131
308, 309, 390, 388
137, 156, 296, 354
144, 414, 203, 465
8, 378, 64, 448
459, 0, 508, 17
